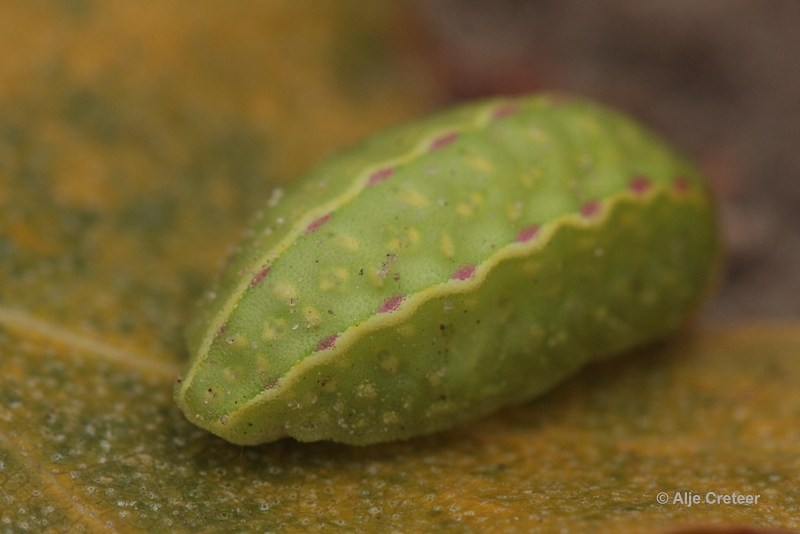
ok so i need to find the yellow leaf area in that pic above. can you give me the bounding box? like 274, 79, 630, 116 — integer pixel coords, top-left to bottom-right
1, 321, 798, 533
0, 0, 437, 360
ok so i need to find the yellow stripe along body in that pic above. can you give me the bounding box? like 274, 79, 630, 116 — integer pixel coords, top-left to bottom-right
175, 94, 719, 445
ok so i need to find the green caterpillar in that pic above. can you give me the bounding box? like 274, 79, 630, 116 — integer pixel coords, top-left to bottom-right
175, 94, 719, 445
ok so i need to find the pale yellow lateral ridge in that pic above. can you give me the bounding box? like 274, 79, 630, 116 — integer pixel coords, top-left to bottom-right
225, 184, 708, 426
0, 307, 180, 379
182, 100, 507, 394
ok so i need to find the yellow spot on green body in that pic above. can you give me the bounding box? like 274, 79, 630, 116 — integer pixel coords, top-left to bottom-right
333, 234, 359, 251
397, 188, 429, 208
273, 283, 297, 300
303, 307, 322, 328
441, 234, 455, 258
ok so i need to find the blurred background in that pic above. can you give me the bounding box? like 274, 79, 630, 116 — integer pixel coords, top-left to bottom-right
1, 0, 798, 329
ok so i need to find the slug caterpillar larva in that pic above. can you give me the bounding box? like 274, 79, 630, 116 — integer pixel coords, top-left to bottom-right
176, 94, 719, 445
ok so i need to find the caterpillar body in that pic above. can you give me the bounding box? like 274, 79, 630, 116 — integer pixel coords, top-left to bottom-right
176, 94, 719, 445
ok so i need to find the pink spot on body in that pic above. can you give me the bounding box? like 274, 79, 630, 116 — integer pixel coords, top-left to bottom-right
492, 104, 519, 120
379, 295, 405, 313
516, 225, 541, 243
430, 132, 458, 151
673, 176, 690, 193
249, 267, 270, 287
451, 265, 476, 281
305, 213, 331, 234
630, 176, 651, 194
366, 167, 395, 187
316, 334, 338, 351
580, 201, 601, 218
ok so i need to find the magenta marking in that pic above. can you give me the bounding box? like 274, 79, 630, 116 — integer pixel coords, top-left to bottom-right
451, 265, 476, 281
316, 334, 338, 351
516, 225, 541, 243
430, 132, 458, 151
366, 167, 395, 187
492, 104, 519, 120
379, 295, 405, 313
580, 201, 601, 218
305, 213, 332, 234
630, 176, 651, 194
249, 267, 270, 287
673, 176, 690, 193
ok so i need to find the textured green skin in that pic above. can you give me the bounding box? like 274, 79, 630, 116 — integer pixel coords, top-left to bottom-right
175, 94, 719, 445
